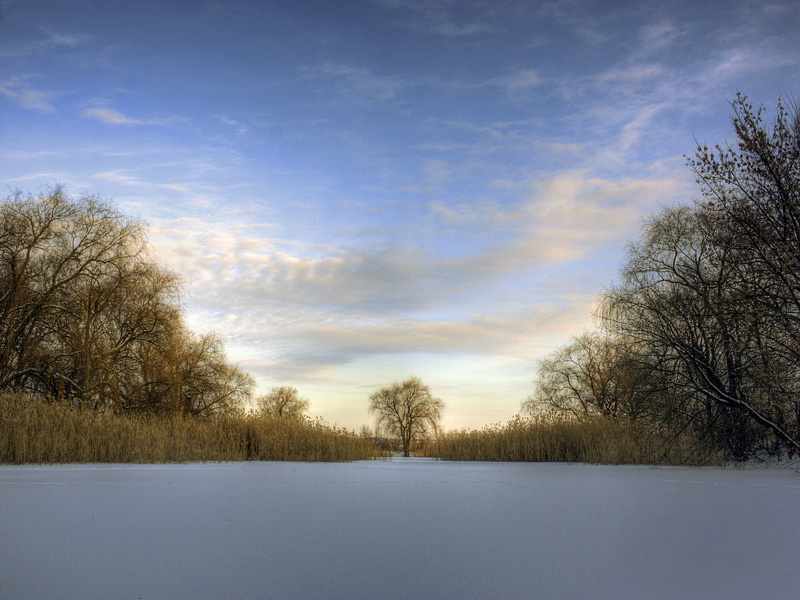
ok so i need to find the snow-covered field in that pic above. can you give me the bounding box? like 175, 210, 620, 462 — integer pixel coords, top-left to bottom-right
1, 459, 798, 600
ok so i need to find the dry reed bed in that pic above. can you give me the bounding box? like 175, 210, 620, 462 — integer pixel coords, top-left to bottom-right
0, 394, 380, 464
424, 416, 716, 466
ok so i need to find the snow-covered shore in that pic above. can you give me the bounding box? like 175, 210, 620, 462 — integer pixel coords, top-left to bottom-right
1, 460, 798, 599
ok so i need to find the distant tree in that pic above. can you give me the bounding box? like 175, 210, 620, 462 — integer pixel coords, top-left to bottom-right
524, 331, 654, 421
256, 386, 310, 419
369, 376, 444, 457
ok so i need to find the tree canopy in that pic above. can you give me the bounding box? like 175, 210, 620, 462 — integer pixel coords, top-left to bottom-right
0, 187, 252, 415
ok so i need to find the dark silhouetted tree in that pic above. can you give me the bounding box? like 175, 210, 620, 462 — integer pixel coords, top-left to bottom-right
602, 96, 800, 458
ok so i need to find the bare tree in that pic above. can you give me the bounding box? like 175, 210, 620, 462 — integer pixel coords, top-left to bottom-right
524, 331, 654, 421
369, 377, 444, 457
0, 188, 252, 417
689, 94, 800, 454
256, 386, 310, 419
596, 96, 800, 460
0, 187, 153, 400
603, 203, 799, 459
177, 332, 254, 416
691, 93, 800, 351
130, 324, 253, 416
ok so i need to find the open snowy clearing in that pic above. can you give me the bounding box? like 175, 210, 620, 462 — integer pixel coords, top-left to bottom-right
1, 459, 798, 600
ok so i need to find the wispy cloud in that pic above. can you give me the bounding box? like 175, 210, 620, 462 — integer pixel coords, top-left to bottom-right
0, 75, 55, 112
82, 106, 185, 126
216, 115, 249, 136
373, 0, 502, 37
637, 20, 684, 53
450, 169, 690, 272
594, 63, 668, 87
496, 68, 541, 92
427, 21, 497, 36
299, 62, 406, 102
0, 29, 90, 57
2, 150, 65, 160
148, 164, 690, 327
263, 304, 594, 366
536, 0, 610, 44
92, 171, 191, 194
81, 104, 190, 127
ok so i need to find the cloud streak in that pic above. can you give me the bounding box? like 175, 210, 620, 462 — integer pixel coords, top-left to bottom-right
0, 29, 90, 57
83, 105, 188, 127
148, 164, 689, 332
299, 62, 407, 103
373, 0, 503, 37
0, 76, 55, 112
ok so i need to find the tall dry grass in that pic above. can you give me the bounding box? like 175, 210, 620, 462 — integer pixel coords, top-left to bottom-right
0, 393, 380, 463
424, 415, 718, 466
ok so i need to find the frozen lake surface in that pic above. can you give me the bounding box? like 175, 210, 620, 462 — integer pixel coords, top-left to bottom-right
1, 459, 798, 599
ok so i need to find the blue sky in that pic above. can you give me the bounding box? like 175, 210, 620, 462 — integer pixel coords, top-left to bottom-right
2, 0, 798, 429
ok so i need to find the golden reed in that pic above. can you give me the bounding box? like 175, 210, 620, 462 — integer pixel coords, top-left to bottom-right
0, 394, 380, 464
423, 415, 717, 465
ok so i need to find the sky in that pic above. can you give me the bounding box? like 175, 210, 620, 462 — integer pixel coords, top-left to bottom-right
1, 0, 798, 430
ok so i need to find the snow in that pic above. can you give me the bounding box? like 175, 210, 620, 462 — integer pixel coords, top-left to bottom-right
1, 459, 798, 600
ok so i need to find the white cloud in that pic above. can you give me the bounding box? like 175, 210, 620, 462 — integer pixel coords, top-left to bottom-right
465, 169, 691, 272
300, 62, 406, 102
0, 76, 55, 112
92, 171, 191, 194
536, 0, 609, 44
2, 150, 65, 160
0, 29, 90, 57
422, 159, 451, 185
428, 21, 496, 36
216, 115, 249, 135
594, 64, 668, 87
83, 106, 182, 126
637, 20, 683, 52
490, 69, 542, 94
145, 164, 689, 355
706, 46, 799, 84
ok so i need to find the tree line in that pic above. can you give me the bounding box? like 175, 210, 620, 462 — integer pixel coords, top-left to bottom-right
0, 187, 442, 451
0, 185, 441, 457
4, 92, 796, 465
527, 94, 800, 461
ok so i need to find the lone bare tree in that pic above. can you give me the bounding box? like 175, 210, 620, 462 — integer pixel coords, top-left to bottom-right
256, 386, 310, 419
369, 377, 444, 456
